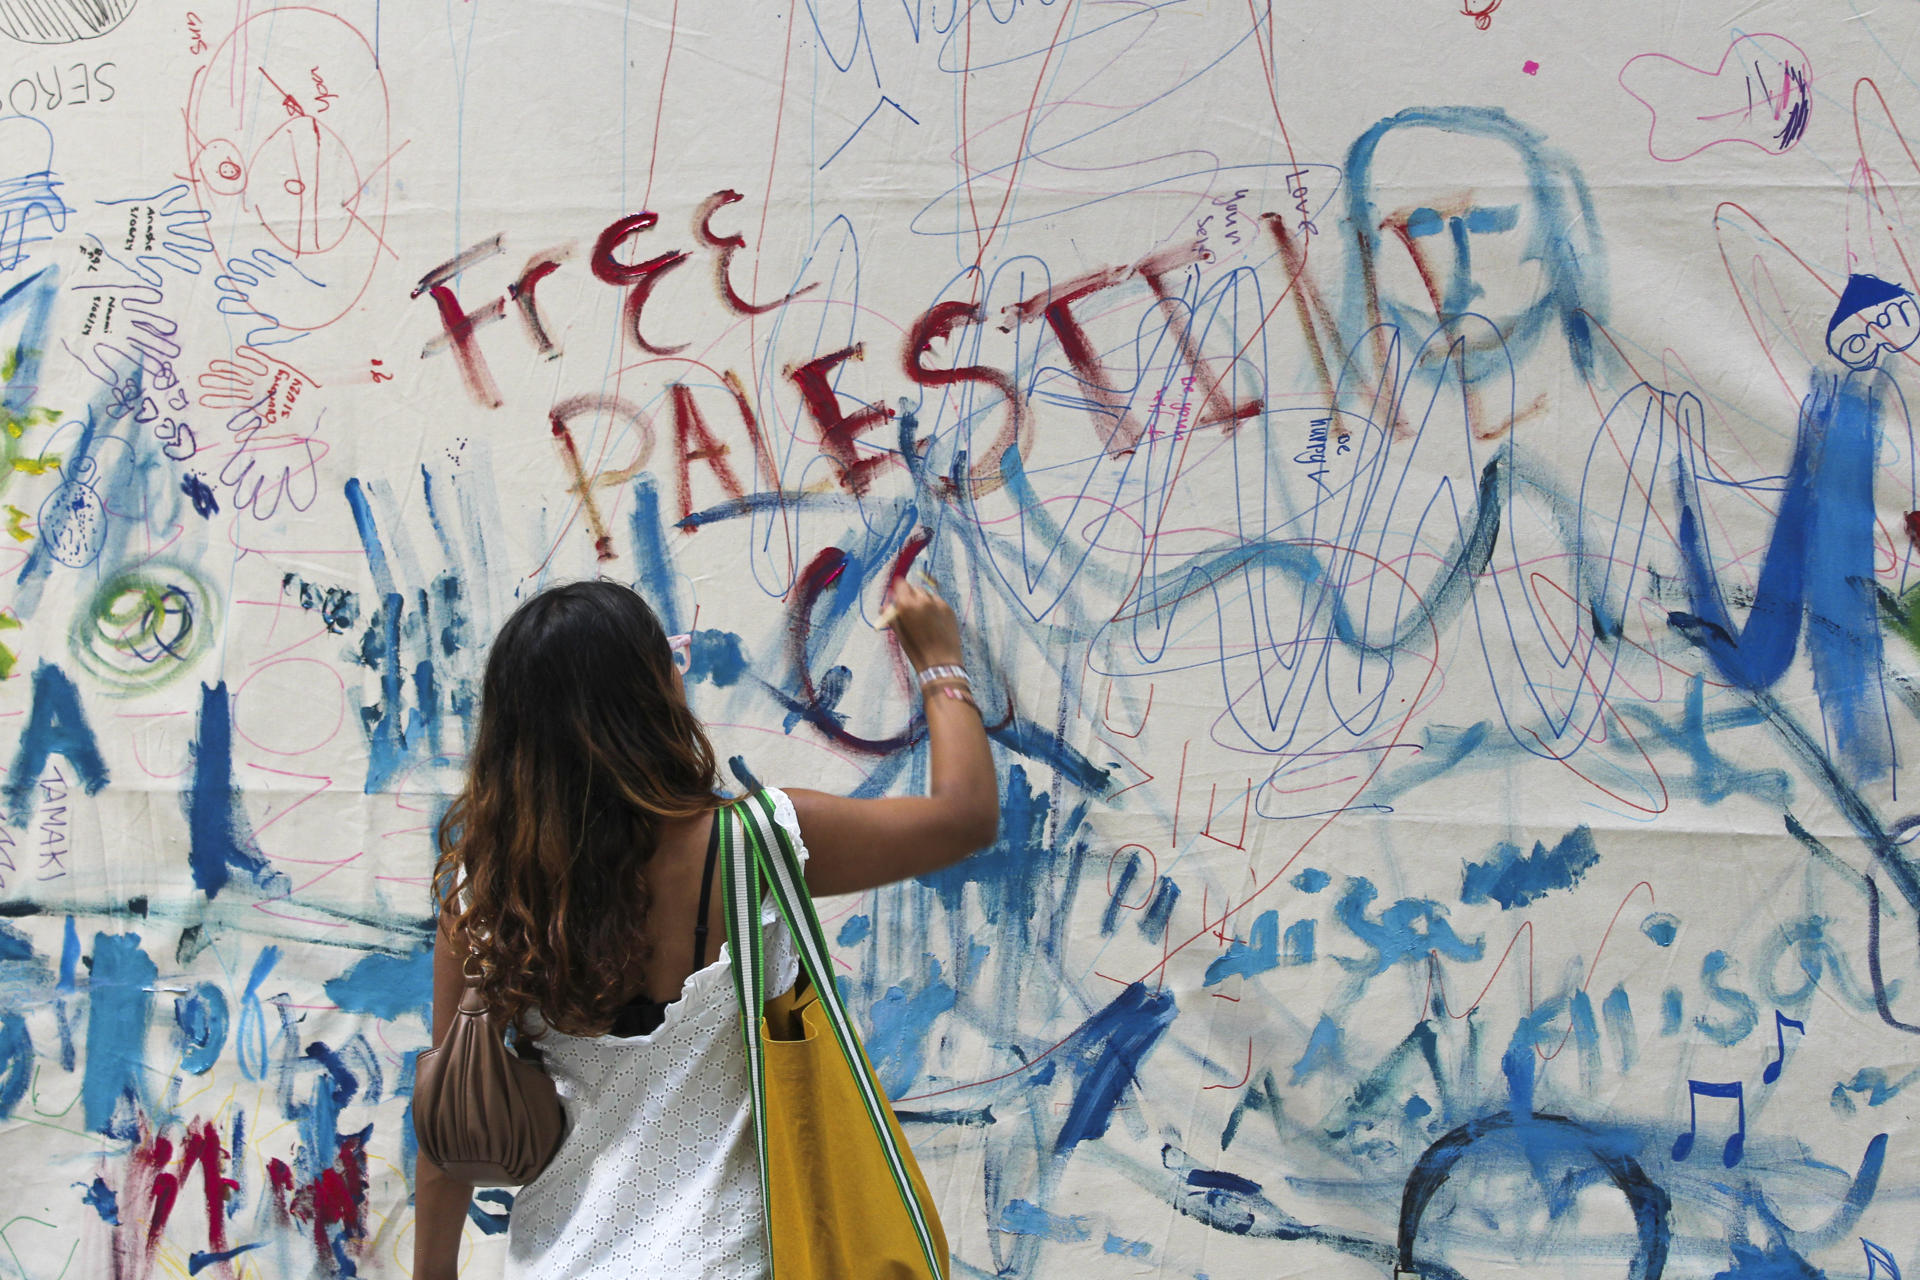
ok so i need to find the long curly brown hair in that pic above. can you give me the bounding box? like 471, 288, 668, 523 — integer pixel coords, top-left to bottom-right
434, 580, 719, 1037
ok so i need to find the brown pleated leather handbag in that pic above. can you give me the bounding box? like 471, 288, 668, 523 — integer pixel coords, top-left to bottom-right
412, 962, 566, 1186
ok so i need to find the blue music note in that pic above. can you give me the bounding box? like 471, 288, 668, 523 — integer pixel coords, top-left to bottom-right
1673, 1080, 1745, 1166
1762, 1010, 1806, 1084
1864, 1238, 1901, 1280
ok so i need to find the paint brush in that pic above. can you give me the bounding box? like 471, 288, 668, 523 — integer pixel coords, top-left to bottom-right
874, 570, 938, 629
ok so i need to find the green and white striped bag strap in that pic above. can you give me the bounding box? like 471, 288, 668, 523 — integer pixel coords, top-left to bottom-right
717, 801, 777, 1267
734, 790, 947, 1280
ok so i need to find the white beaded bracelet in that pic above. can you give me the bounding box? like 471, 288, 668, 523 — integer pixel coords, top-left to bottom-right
916, 664, 969, 690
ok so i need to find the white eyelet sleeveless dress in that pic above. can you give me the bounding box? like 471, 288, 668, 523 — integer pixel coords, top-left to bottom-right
502, 788, 807, 1279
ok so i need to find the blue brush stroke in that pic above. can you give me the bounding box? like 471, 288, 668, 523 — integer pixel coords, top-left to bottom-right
1139, 877, 1179, 943
81, 932, 157, 1138
1283, 919, 1315, 965
5, 663, 109, 827
1204, 911, 1280, 986
1397, 1112, 1667, 1275
691, 630, 748, 687
1672, 370, 1893, 781
1800, 374, 1889, 779
864, 960, 957, 1098
468, 1189, 513, 1236
0, 1013, 30, 1117
185, 682, 285, 898
895, 1105, 996, 1126
628, 474, 683, 631
1460, 826, 1601, 909
1570, 989, 1602, 1088
1711, 1240, 1824, 1280
998, 1199, 1093, 1242
1613, 675, 1790, 806
1643, 914, 1679, 947
1101, 851, 1141, 936
1751, 1133, 1886, 1251
0, 921, 32, 962
1055, 983, 1176, 1153
53, 917, 78, 1071
173, 982, 229, 1076
1291, 1015, 1344, 1085
229, 1109, 247, 1217
235, 946, 280, 1081
345, 480, 451, 794
1833, 1068, 1920, 1109
835, 915, 871, 947
920, 766, 1088, 952
56, 915, 78, 989
187, 1244, 266, 1274
77, 1176, 119, 1225
1661, 987, 1683, 1036
1603, 985, 1637, 1072
1165, 1150, 1309, 1241
1335, 877, 1484, 978
1503, 1018, 1538, 1114
325, 944, 432, 1025
1696, 950, 1759, 1047
986, 717, 1113, 793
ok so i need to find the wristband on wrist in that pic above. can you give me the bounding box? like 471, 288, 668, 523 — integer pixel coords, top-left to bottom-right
932, 683, 979, 711
916, 664, 969, 689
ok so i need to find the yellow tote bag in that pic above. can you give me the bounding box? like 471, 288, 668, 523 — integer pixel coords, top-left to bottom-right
722, 795, 950, 1280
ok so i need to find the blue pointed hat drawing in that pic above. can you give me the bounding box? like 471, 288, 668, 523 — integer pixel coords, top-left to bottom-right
1828, 273, 1911, 334
1826, 272, 1920, 368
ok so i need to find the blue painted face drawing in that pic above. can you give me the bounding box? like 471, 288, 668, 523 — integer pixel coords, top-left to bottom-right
1400, 201, 1525, 315
1826, 273, 1920, 370
1345, 106, 1604, 381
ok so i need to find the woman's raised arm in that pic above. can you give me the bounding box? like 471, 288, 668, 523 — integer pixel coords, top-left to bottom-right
787, 578, 999, 896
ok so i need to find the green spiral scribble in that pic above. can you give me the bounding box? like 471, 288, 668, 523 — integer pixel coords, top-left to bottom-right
70, 566, 218, 695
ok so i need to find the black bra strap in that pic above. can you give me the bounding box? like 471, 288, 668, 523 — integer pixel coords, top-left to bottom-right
693, 806, 722, 970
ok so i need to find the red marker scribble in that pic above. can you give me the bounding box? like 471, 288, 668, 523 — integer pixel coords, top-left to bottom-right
1462, 0, 1501, 29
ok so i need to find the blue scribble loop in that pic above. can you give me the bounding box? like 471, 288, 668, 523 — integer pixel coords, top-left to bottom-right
0, 116, 69, 273
34, 462, 107, 568
173, 982, 229, 1076
1397, 1111, 1671, 1280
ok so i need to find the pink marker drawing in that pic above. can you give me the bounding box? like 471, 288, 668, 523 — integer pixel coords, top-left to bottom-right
1620, 33, 1813, 161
